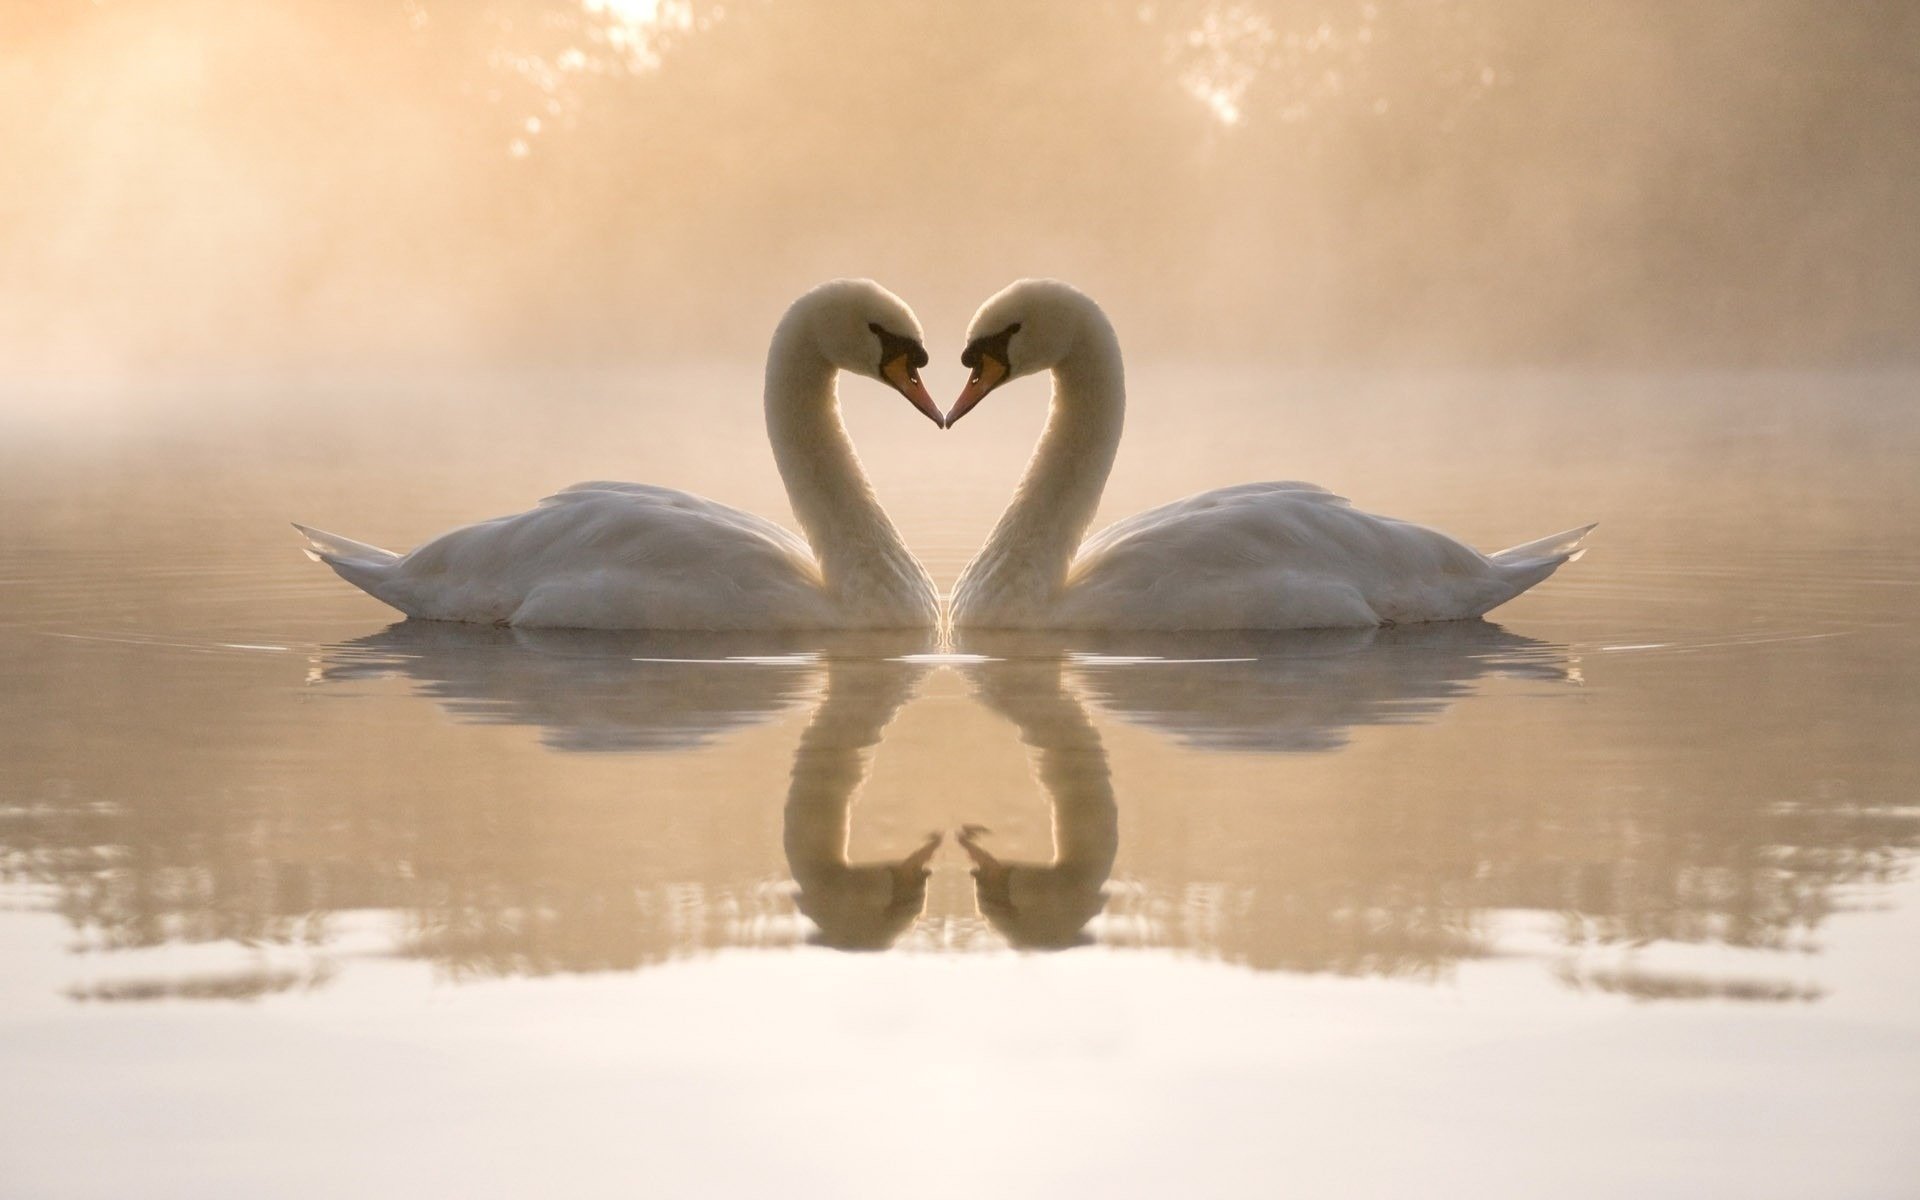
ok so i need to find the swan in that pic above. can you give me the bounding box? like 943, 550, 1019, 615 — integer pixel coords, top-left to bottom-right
943, 279, 1594, 630
295, 279, 944, 630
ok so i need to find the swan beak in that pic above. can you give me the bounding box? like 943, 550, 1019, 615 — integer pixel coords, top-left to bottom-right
945, 357, 1007, 428
884, 358, 944, 427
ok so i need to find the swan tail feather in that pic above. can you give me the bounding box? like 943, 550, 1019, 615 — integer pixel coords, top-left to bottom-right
1492, 522, 1596, 567
292, 522, 405, 600
292, 522, 398, 565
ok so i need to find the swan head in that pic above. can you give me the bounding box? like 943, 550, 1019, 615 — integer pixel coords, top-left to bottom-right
946, 278, 1095, 427
791, 278, 941, 426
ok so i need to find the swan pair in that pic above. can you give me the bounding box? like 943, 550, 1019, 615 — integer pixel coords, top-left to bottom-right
297, 279, 1592, 632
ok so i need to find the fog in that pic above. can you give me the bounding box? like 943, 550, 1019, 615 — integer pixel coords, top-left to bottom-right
4, 0, 1918, 379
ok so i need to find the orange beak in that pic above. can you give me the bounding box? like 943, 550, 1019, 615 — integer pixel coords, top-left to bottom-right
945, 356, 1007, 428
884, 358, 943, 427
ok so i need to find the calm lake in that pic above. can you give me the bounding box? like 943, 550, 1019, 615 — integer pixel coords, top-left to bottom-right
3, 367, 1918, 1197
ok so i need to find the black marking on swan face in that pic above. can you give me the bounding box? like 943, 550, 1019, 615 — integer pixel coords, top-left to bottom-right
961, 323, 1021, 374
868, 322, 929, 374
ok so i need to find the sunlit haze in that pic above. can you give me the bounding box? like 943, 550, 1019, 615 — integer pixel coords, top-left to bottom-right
5, 0, 1918, 382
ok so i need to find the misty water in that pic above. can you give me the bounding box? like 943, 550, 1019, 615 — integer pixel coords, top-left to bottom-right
3, 367, 1918, 1197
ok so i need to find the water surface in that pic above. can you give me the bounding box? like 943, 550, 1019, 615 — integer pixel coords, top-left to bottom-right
3, 369, 1918, 1197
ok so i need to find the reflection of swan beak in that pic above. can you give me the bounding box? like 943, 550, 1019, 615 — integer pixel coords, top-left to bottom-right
956, 824, 1009, 895
944, 358, 1006, 428
884, 359, 945, 427
898, 830, 944, 881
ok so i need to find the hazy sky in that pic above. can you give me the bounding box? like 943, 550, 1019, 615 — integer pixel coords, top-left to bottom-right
4, 0, 1917, 375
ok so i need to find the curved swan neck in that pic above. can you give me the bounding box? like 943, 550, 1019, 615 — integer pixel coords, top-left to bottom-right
763, 319, 926, 603
967, 314, 1126, 595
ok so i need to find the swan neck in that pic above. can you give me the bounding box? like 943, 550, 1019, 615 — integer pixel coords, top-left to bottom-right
976, 325, 1126, 588
764, 326, 925, 601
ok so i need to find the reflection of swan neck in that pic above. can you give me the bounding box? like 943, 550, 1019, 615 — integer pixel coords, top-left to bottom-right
782, 662, 931, 950
1017, 676, 1119, 882
764, 320, 924, 600
963, 318, 1125, 603
964, 660, 1121, 949
783, 669, 895, 868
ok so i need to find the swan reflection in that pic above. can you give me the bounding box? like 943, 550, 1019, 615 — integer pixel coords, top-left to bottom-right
17, 616, 1908, 1003
945, 623, 1567, 951
295, 620, 1586, 959
321, 621, 842, 752
324, 623, 949, 953
1056, 621, 1572, 753
954, 655, 1118, 950
782, 655, 940, 950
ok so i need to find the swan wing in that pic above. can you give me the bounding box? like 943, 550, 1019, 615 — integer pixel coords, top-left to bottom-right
1074, 481, 1347, 566
542, 480, 819, 563
1064, 484, 1585, 629
303, 483, 836, 629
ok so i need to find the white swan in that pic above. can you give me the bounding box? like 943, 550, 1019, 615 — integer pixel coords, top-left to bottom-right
944, 279, 1593, 630
296, 280, 944, 630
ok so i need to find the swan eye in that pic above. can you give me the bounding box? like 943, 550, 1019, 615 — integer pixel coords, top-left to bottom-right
960, 323, 1021, 374
868, 322, 928, 375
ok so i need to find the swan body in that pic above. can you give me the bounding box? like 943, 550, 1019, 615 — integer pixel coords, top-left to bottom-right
297, 280, 943, 631
945, 280, 1592, 630
1047, 483, 1592, 630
